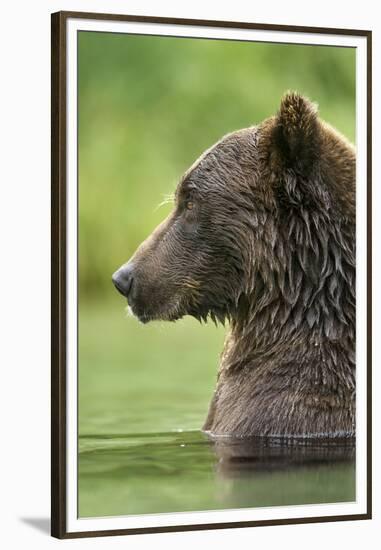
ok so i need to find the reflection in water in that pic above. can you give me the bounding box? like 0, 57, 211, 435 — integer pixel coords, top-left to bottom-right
78, 431, 355, 518
211, 434, 355, 475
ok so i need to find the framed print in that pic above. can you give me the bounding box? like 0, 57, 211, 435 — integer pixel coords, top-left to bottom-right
51, 10, 372, 539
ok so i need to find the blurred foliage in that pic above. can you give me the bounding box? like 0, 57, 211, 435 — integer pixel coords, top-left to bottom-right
78, 32, 355, 297
79, 300, 225, 436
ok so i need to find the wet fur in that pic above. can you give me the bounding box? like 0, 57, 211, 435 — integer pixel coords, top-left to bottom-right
117, 93, 356, 438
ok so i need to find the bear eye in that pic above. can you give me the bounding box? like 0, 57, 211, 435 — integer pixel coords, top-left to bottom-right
185, 200, 194, 210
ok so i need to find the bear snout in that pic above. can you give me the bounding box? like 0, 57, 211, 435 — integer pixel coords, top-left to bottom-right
112, 263, 135, 299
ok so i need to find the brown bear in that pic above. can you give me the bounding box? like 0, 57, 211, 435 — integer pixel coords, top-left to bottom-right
113, 92, 356, 438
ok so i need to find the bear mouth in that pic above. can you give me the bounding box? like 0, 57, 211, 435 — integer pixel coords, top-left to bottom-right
125, 303, 151, 324
126, 301, 184, 324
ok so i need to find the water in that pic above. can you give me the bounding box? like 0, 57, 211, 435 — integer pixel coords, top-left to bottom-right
78, 430, 355, 518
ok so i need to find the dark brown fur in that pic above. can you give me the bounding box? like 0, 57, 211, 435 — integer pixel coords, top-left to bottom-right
113, 92, 356, 438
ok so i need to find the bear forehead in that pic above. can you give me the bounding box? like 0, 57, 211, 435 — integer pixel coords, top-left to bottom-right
179, 126, 258, 192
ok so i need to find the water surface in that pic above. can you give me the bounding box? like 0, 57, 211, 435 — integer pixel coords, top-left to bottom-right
78, 430, 355, 517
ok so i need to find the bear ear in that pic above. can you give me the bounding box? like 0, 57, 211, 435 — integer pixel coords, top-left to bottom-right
270, 92, 321, 175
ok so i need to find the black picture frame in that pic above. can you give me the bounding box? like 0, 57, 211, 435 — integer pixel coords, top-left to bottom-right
51, 10, 372, 539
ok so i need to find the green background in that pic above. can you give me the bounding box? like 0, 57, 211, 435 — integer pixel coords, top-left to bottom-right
77, 31, 356, 517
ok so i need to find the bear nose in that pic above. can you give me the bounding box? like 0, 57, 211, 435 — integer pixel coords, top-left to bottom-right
112, 263, 134, 298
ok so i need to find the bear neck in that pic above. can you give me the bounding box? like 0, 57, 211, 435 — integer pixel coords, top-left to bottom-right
223, 207, 355, 372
